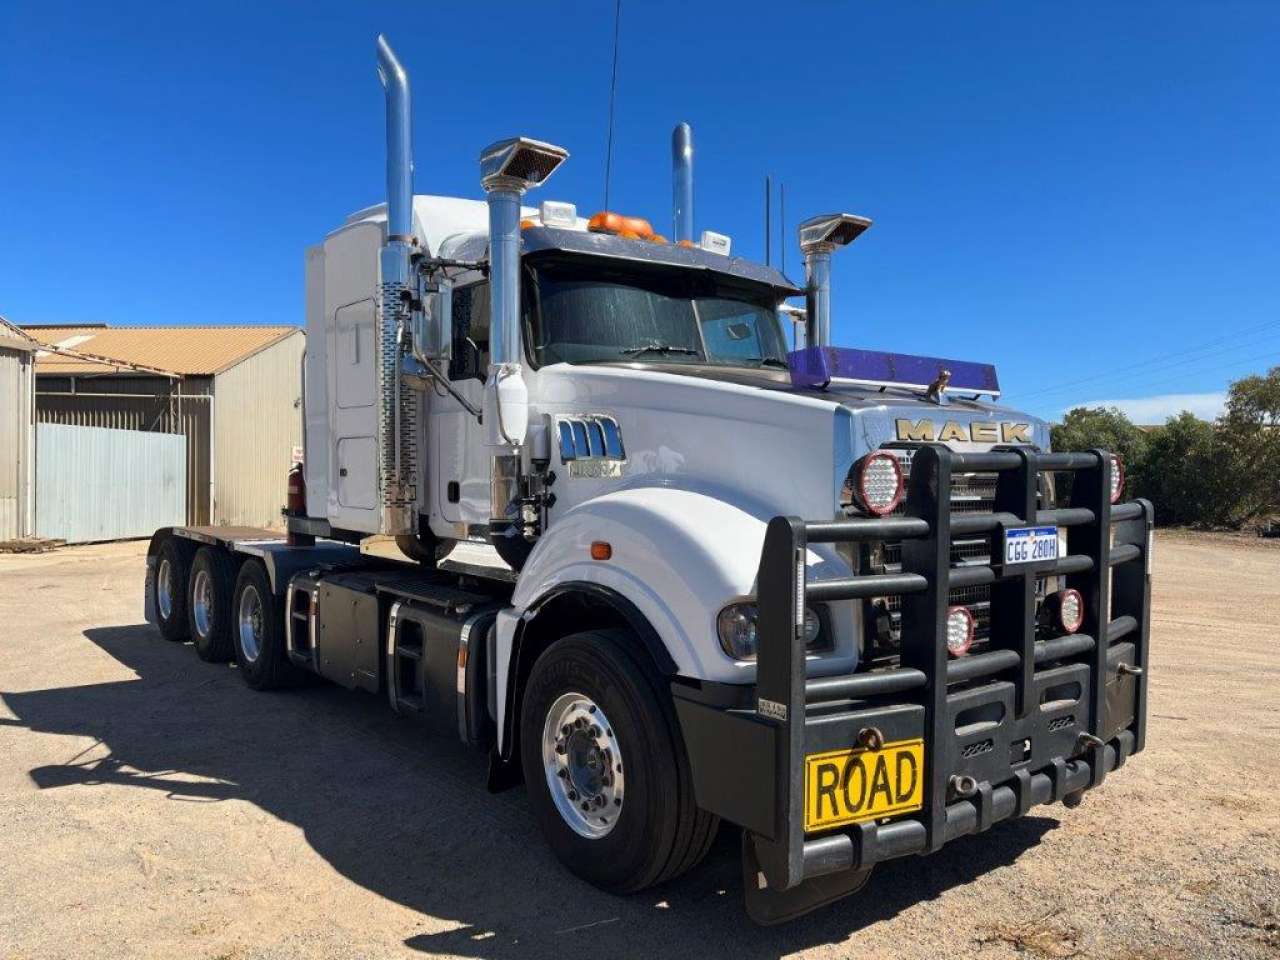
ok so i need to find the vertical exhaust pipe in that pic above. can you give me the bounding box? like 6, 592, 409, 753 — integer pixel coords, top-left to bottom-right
796, 213, 873, 348
372, 35, 417, 536
672, 122, 694, 244
376, 35, 414, 243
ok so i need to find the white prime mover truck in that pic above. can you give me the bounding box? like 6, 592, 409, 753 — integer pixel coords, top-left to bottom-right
143, 36, 1153, 923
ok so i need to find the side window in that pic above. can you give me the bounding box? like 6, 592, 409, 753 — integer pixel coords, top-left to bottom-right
449, 281, 490, 381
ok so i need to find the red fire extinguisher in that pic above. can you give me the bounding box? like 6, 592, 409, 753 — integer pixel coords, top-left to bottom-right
285, 462, 306, 517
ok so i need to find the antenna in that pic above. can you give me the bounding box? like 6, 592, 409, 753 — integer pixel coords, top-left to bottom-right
603, 0, 622, 210
764, 175, 772, 266
779, 182, 786, 275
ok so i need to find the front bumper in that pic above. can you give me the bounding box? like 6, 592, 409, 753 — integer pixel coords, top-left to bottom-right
672, 446, 1153, 922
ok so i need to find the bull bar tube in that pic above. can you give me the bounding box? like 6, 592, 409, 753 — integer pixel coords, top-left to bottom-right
672, 446, 1153, 923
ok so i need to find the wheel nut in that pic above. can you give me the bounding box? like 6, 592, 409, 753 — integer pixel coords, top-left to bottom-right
568, 790, 577, 801
561, 725, 570, 736
555, 743, 566, 755
557, 769, 568, 779
590, 725, 601, 738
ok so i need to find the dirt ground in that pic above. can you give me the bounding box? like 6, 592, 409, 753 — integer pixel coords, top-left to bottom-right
1, 533, 1277, 960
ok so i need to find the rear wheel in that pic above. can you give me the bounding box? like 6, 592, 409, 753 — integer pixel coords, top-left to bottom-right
231, 560, 293, 690
187, 547, 237, 662
519, 630, 718, 893
155, 539, 191, 642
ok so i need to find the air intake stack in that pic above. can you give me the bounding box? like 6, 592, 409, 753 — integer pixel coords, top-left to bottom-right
797, 213, 872, 348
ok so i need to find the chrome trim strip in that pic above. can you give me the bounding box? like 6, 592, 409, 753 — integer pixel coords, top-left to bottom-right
308, 587, 319, 658
284, 582, 297, 656
456, 610, 492, 743
386, 601, 403, 714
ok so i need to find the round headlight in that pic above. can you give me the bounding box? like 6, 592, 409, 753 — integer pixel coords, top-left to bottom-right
803, 607, 822, 647
945, 605, 975, 657
717, 603, 759, 660
1109, 453, 1125, 504
1056, 588, 1084, 634
854, 452, 905, 516
717, 603, 825, 661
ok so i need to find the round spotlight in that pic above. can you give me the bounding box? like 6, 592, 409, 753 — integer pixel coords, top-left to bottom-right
1057, 588, 1085, 634
1109, 453, 1125, 504
945, 605, 976, 657
854, 452, 905, 516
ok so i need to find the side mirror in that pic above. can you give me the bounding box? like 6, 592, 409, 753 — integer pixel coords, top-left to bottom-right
412, 278, 452, 364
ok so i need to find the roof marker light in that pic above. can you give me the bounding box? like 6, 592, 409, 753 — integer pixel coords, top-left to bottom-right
700, 230, 731, 255
539, 200, 577, 228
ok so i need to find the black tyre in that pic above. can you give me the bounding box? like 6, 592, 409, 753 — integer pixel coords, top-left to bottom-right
155, 538, 192, 642
187, 547, 238, 663
231, 560, 293, 690
519, 629, 718, 893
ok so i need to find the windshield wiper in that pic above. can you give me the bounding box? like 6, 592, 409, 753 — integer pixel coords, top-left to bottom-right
620, 341, 701, 358
750, 357, 789, 368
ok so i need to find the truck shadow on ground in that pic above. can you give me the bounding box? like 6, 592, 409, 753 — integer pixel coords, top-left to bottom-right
3, 624, 1059, 960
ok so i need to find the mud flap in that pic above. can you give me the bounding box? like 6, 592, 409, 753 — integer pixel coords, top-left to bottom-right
742, 831, 872, 926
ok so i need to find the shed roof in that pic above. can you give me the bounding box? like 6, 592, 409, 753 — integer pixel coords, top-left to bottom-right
22, 324, 301, 377
0, 315, 39, 353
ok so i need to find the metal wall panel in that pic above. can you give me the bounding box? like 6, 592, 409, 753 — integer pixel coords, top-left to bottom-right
211, 331, 305, 528
0, 348, 35, 540
35, 379, 211, 525
35, 423, 186, 543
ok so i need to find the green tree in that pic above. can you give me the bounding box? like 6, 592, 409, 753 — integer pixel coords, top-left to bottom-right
1217, 365, 1280, 524
1050, 406, 1150, 501
1142, 412, 1228, 526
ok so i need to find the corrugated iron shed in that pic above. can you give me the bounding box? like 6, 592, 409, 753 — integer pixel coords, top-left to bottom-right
23, 323, 304, 530
0, 317, 38, 540
24, 324, 297, 376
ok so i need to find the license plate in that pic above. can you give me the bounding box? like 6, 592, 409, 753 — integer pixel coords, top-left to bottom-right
804, 738, 924, 832
1003, 525, 1059, 566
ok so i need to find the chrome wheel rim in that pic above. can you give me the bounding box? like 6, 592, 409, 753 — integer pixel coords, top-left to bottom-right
191, 569, 212, 637
237, 585, 264, 663
541, 692, 624, 839
157, 558, 173, 620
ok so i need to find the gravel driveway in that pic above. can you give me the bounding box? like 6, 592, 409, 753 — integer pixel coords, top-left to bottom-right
1, 533, 1277, 959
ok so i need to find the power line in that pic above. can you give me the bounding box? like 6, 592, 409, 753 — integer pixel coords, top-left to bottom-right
1023, 331, 1280, 401
1069, 350, 1280, 404
602, 0, 622, 211
1015, 316, 1280, 401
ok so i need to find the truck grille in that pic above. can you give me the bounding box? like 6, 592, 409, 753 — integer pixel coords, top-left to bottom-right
862, 446, 1050, 664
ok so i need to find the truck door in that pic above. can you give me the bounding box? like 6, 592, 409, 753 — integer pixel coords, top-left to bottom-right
323, 221, 383, 532
428, 280, 490, 537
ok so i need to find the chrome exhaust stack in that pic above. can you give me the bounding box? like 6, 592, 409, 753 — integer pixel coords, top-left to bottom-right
797, 213, 872, 348
376, 34, 414, 246
672, 122, 694, 244
373, 34, 418, 535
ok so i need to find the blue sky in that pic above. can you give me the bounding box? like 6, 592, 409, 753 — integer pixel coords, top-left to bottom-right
3, 1, 1278, 422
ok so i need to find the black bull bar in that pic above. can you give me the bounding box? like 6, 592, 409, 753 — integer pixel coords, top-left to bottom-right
672, 446, 1153, 923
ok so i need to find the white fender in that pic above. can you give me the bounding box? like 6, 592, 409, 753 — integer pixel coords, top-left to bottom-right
494, 487, 859, 750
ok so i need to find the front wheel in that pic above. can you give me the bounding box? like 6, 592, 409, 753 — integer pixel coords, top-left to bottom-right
519, 630, 718, 893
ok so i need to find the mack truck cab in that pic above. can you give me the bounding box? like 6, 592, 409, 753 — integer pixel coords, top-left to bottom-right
144, 36, 1153, 923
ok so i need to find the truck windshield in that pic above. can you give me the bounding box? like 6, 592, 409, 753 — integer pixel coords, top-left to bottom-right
526, 258, 789, 369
